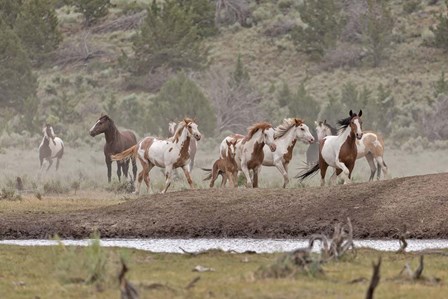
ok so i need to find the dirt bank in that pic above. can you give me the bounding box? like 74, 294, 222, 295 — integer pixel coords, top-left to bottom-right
1, 173, 447, 239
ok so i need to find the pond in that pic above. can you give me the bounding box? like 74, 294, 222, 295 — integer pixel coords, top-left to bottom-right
1, 238, 448, 253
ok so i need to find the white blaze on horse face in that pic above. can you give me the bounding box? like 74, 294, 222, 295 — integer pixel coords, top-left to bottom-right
353, 118, 363, 139
189, 122, 202, 141
297, 124, 315, 144
89, 120, 100, 134
264, 127, 276, 152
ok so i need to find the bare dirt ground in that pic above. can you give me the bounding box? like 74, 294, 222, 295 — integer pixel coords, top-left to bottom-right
0, 173, 447, 240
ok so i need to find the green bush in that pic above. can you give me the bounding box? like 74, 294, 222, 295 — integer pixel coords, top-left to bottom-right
0, 0, 23, 28
131, 0, 208, 73
431, 9, 448, 50
14, 0, 62, 65
148, 72, 216, 136
67, 0, 111, 26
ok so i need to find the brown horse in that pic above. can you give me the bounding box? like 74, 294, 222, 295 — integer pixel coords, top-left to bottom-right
89, 114, 137, 183
203, 139, 238, 188
298, 110, 363, 186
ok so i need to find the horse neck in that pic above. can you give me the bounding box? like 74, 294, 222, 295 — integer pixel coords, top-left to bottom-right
104, 123, 119, 144
337, 126, 355, 146
175, 127, 191, 151
276, 126, 297, 150
246, 130, 265, 154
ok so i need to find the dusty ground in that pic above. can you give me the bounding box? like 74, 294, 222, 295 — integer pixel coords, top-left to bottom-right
1, 173, 447, 240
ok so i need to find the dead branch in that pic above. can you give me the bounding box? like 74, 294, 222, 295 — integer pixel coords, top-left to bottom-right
119, 259, 139, 299
92, 11, 146, 34
366, 257, 381, 299
185, 276, 201, 289
395, 225, 410, 254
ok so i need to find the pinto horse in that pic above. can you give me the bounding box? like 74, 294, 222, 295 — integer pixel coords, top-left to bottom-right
168, 121, 197, 171
262, 118, 315, 188
39, 124, 64, 171
220, 122, 276, 188
298, 110, 363, 186
111, 118, 202, 194
89, 114, 137, 183
315, 120, 388, 180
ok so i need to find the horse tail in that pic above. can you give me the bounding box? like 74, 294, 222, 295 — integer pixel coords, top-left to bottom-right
111, 145, 137, 162
295, 162, 319, 182
201, 168, 212, 181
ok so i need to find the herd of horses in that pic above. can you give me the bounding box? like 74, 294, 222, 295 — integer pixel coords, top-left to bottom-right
38, 110, 388, 193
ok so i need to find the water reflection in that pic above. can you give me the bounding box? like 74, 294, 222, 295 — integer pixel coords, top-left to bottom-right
1, 238, 448, 253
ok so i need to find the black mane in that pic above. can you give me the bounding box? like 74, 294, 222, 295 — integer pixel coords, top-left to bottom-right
337, 114, 356, 130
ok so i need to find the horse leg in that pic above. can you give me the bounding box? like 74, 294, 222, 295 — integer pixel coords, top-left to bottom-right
252, 166, 262, 188
106, 158, 112, 183
329, 170, 338, 186
241, 164, 253, 188
274, 161, 289, 188
144, 164, 154, 194
221, 173, 228, 188
55, 158, 60, 171
375, 156, 388, 180
116, 161, 122, 182
46, 158, 53, 171
210, 163, 219, 188
162, 165, 174, 194
123, 160, 130, 179
182, 165, 194, 189
365, 153, 376, 181
131, 157, 138, 182
320, 162, 328, 187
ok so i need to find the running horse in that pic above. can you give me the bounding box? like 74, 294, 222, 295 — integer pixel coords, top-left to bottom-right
262, 118, 315, 188
315, 120, 388, 180
39, 124, 64, 171
297, 110, 363, 186
168, 120, 197, 171
111, 118, 202, 194
220, 122, 277, 188
89, 114, 137, 183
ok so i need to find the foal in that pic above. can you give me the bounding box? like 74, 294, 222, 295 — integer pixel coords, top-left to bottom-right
204, 139, 238, 188
298, 110, 363, 185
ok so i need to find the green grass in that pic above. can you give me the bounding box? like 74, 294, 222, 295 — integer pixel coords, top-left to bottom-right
0, 245, 447, 299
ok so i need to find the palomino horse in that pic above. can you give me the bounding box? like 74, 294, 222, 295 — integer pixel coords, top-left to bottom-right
306, 120, 337, 166
203, 139, 238, 188
89, 114, 137, 183
298, 110, 363, 186
168, 121, 197, 171
220, 122, 276, 188
262, 118, 315, 188
315, 120, 388, 180
39, 124, 64, 171
111, 118, 202, 194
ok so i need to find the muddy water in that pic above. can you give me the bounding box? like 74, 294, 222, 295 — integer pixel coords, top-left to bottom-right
1, 238, 448, 253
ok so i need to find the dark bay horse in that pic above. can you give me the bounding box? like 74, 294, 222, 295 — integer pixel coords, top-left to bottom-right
89, 114, 137, 182
39, 124, 64, 172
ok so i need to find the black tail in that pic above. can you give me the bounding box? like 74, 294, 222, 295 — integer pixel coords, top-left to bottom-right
201, 168, 212, 181
295, 162, 320, 182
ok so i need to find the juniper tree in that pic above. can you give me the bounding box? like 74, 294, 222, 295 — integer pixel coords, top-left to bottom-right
14, 0, 62, 65
66, 0, 111, 27
289, 82, 320, 121
132, 0, 207, 73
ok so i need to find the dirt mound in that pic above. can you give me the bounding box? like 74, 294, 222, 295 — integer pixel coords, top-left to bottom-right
1, 173, 448, 239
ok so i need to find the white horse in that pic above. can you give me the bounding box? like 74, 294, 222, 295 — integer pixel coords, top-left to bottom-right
39, 124, 64, 172
262, 118, 315, 188
315, 120, 388, 181
298, 110, 363, 186
230, 122, 277, 188
168, 121, 197, 172
112, 118, 201, 194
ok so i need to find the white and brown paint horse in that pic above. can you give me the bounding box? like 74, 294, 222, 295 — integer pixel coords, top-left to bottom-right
298, 110, 363, 186
39, 124, 64, 172
227, 122, 277, 188
111, 118, 201, 194
315, 120, 388, 180
168, 120, 197, 171
89, 114, 138, 183
203, 139, 238, 188
262, 118, 315, 188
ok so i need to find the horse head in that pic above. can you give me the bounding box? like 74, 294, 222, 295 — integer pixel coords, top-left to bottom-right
89, 114, 112, 137
43, 124, 56, 145
168, 121, 177, 136
349, 110, 363, 140
294, 119, 315, 144
225, 139, 237, 159
183, 118, 201, 141
252, 123, 276, 152
315, 120, 333, 141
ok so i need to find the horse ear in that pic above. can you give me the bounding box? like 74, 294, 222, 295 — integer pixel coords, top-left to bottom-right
358, 110, 362, 117
226, 140, 230, 146
323, 119, 327, 125
100, 112, 105, 117
349, 110, 353, 117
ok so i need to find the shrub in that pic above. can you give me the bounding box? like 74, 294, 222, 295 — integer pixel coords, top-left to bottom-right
0, 0, 23, 28
43, 180, 70, 194
403, 0, 420, 14
422, 94, 448, 141
0, 188, 21, 201
14, 0, 62, 65
131, 0, 208, 73
66, 0, 111, 27
85, 233, 107, 283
